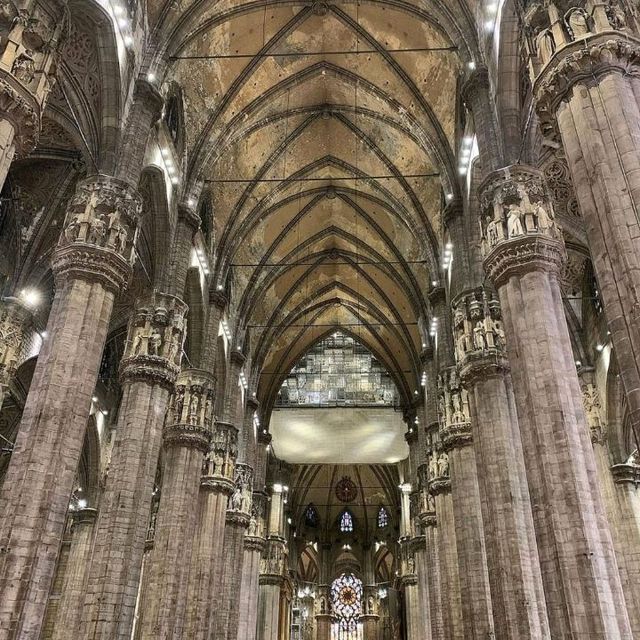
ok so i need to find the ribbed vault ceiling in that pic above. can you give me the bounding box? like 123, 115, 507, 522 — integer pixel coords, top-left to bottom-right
153, 0, 469, 410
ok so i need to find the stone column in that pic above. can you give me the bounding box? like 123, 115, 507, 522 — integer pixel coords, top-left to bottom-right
580, 368, 640, 637
314, 613, 332, 640
80, 293, 187, 640
184, 420, 238, 640
215, 463, 253, 640
51, 508, 97, 639
237, 534, 267, 640
533, 25, 640, 462
238, 485, 268, 640
454, 287, 550, 640
419, 505, 443, 640
609, 460, 640, 631
0, 175, 143, 640
399, 538, 421, 640
428, 451, 464, 640
461, 67, 503, 174
437, 367, 495, 639
257, 537, 287, 640
0, 1, 64, 190
480, 165, 632, 638
139, 369, 214, 640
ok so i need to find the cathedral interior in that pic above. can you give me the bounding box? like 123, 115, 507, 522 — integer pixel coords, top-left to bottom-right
2, 0, 640, 638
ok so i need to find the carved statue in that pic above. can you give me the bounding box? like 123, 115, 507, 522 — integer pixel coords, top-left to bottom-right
148, 330, 162, 356
188, 393, 200, 423
437, 452, 449, 478
88, 214, 107, 245
12, 49, 35, 84
567, 8, 591, 38
473, 321, 486, 351
429, 454, 438, 480
533, 201, 554, 235
535, 28, 556, 64
606, 1, 627, 28
507, 204, 524, 237
174, 387, 185, 421
230, 484, 243, 510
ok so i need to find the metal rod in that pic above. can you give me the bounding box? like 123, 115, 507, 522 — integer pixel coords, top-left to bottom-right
170, 46, 457, 61
204, 172, 439, 184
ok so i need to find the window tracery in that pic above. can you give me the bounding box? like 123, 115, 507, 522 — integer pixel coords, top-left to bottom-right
304, 503, 319, 528
339, 510, 353, 533
377, 506, 389, 528
331, 573, 363, 639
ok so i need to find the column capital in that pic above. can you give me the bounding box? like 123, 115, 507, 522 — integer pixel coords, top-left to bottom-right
479, 165, 565, 287
230, 349, 246, 367
52, 175, 144, 294
119, 292, 188, 388
132, 78, 165, 122
71, 507, 98, 527
534, 32, 640, 136
610, 461, 640, 485
437, 367, 472, 450
177, 202, 201, 231
0, 72, 39, 155
485, 234, 567, 288
244, 535, 267, 553
400, 574, 419, 587
200, 475, 235, 495
163, 368, 215, 452
452, 287, 511, 382
202, 420, 239, 481
227, 462, 254, 517
460, 65, 490, 106
209, 289, 229, 309
443, 197, 464, 227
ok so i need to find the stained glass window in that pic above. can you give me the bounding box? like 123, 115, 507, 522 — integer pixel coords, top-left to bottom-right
377, 506, 389, 529
331, 573, 363, 639
305, 504, 319, 528
339, 511, 354, 533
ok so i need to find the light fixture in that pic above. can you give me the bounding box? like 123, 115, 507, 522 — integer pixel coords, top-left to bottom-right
445, 193, 453, 201
92, 396, 98, 402
273, 483, 283, 492
124, 34, 133, 47
77, 498, 87, 509
596, 344, 604, 352
467, 60, 476, 70
20, 288, 40, 308
484, 19, 494, 31
575, 360, 582, 367
188, 198, 195, 207
147, 72, 156, 83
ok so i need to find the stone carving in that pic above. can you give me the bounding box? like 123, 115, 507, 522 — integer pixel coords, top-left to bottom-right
437, 367, 472, 450
452, 289, 505, 365
535, 27, 556, 64
542, 156, 580, 218
229, 463, 253, 514
121, 293, 187, 387
248, 492, 267, 537
12, 49, 35, 85
0, 297, 36, 384
480, 166, 560, 256
59, 176, 143, 265
203, 421, 238, 480
417, 464, 436, 515
261, 537, 287, 576
581, 382, 607, 444
164, 369, 215, 452
535, 37, 640, 137
565, 8, 592, 39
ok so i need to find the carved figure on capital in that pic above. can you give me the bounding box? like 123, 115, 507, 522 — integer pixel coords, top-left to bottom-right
565, 7, 592, 39
59, 177, 143, 265
229, 464, 254, 513
480, 167, 560, 255
437, 452, 449, 478
124, 296, 187, 371
205, 422, 238, 478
